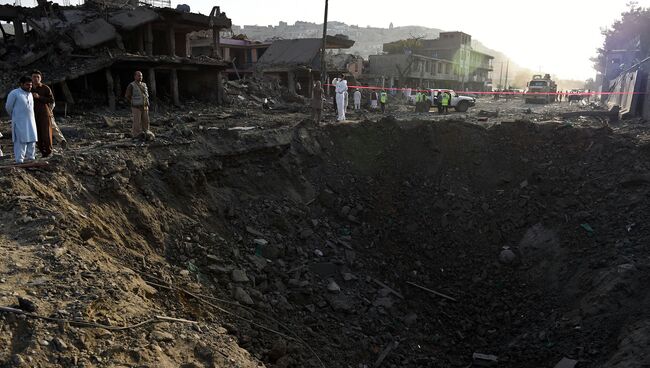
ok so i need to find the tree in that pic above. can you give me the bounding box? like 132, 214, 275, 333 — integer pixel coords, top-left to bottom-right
594, 3, 650, 73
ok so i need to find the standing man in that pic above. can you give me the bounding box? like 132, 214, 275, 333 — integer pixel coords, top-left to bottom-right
331, 76, 340, 115
125, 71, 150, 139
353, 89, 362, 110
5, 76, 38, 164
335, 76, 348, 121
311, 81, 324, 125
441, 91, 451, 114
370, 90, 378, 109
30, 70, 54, 158
380, 90, 388, 113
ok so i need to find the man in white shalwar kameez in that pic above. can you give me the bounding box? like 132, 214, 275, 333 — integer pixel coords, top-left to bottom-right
354, 89, 362, 110
335, 77, 348, 121
5, 76, 38, 164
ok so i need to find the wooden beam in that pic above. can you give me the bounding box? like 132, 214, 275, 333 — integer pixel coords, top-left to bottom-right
105, 69, 116, 110
167, 26, 176, 57
147, 68, 157, 111
13, 19, 24, 46
137, 28, 144, 53
60, 80, 75, 104
216, 71, 223, 105
170, 68, 180, 106
145, 23, 153, 56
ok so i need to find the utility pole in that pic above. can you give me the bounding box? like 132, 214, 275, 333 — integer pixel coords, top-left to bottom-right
504, 60, 510, 89
320, 0, 329, 85
498, 62, 504, 89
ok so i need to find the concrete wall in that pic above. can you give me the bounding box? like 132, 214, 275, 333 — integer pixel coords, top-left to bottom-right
367, 54, 409, 75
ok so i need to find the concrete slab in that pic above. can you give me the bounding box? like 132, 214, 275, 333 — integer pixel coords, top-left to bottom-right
108, 7, 158, 30
553, 358, 578, 368
72, 19, 116, 49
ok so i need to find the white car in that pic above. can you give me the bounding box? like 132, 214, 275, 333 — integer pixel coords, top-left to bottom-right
429, 89, 476, 112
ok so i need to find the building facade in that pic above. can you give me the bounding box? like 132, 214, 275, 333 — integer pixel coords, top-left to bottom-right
191, 37, 270, 78
373, 31, 493, 91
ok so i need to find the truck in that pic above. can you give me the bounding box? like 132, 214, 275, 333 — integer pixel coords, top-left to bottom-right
524, 74, 557, 104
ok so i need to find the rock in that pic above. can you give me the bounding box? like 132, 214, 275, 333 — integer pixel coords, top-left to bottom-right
403, 313, 418, 325
231, 269, 250, 283
17, 297, 37, 312
11, 354, 26, 367
327, 280, 341, 292
300, 228, 314, 239
268, 338, 288, 362
52, 337, 68, 351
326, 294, 355, 312
253, 238, 268, 246
553, 357, 578, 368
472, 352, 498, 367
246, 226, 265, 237
373, 297, 394, 308
498, 247, 517, 265
234, 287, 254, 305
79, 226, 95, 241
151, 330, 175, 342
258, 243, 283, 259
144, 130, 156, 141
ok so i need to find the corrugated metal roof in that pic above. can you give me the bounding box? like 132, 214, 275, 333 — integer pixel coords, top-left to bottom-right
257, 38, 322, 71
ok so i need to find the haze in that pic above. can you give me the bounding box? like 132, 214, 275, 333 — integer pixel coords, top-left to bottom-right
181, 0, 647, 81
3, 0, 646, 80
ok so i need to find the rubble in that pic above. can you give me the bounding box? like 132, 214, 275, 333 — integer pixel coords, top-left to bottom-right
1, 23, 650, 366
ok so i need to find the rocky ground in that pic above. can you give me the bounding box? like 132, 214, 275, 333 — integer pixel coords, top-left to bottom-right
0, 96, 649, 368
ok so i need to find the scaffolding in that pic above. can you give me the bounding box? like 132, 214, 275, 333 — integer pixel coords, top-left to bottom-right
84, 0, 170, 8
139, 0, 170, 8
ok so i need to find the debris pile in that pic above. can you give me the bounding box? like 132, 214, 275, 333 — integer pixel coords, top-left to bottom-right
1, 111, 649, 367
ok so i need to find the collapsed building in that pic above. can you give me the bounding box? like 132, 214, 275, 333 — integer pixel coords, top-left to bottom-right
598, 27, 650, 120
255, 35, 355, 97
0, 0, 231, 112
190, 33, 270, 80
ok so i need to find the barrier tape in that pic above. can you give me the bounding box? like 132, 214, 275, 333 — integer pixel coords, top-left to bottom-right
324, 84, 642, 96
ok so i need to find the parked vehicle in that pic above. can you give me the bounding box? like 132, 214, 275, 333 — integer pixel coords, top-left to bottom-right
429, 89, 476, 112
524, 74, 557, 104
567, 89, 584, 102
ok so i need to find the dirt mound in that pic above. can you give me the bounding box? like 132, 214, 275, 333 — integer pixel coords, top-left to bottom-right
1, 118, 649, 368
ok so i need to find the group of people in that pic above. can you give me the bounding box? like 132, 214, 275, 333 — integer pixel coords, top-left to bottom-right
2, 70, 151, 164
310, 75, 389, 124
3, 71, 67, 164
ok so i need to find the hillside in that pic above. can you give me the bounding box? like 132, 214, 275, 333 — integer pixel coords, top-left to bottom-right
234, 21, 585, 89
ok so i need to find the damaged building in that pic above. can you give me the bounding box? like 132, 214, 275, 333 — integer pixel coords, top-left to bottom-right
0, 0, 231, 111
598, 18, 650, 120
190, 33, 270, 80
367, 31, 493, 91
255, 35, 355, 96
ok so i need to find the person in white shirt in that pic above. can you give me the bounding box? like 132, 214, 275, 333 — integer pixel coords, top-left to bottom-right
5, 76, 38, 163
353, 89, 362, 110
335, 76, 348, 121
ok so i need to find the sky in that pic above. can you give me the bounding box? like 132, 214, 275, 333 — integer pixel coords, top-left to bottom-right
183, 0, 648, 80
3, 0, 648, 80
